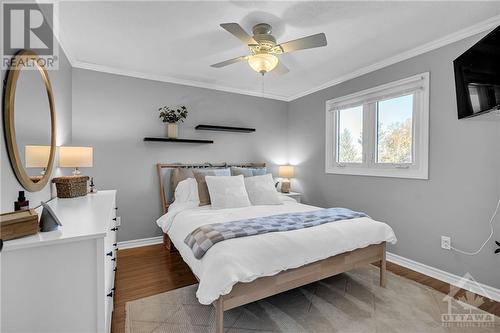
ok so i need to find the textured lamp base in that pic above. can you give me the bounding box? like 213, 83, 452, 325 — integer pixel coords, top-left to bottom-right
281, 179, 291, 193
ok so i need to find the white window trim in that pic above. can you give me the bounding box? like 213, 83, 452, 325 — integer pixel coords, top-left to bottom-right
325, 72, 429, 180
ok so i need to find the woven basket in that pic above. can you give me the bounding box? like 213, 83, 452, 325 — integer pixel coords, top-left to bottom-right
52, 176, 89, 198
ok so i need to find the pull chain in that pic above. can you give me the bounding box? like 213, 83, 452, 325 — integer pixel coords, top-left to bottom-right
261, 73, 265, 96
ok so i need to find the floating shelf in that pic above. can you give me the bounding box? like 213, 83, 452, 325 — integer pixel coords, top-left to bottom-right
195, 125, 256, 133
144, 137, 213, 144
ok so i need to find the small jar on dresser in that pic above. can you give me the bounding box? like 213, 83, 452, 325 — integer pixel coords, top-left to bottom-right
1, 190, 119, 333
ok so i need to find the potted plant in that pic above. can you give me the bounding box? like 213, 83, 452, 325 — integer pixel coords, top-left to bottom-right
158, 105, 188, 138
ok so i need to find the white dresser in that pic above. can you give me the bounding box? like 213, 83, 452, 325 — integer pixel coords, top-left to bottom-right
1, 190, 118, 333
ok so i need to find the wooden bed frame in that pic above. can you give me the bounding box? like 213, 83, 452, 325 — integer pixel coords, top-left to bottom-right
157, 162, 387, 333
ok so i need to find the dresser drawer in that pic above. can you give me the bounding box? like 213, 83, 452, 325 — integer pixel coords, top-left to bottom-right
104, 230, 117, 298
104, 206, 118, 313
104, 256, 115, 333
105, 292, 113, 333
105, 224, 117, 252
104, 249, 116, 292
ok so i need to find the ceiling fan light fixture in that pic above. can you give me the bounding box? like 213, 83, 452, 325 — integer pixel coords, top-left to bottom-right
212, 22, 327, 75
248, 53, 278, 74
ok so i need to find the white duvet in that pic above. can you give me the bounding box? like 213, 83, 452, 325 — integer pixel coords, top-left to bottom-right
157, 197, 397, 305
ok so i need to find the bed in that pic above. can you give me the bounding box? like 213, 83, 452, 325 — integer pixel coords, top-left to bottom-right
156, 163, 397, 333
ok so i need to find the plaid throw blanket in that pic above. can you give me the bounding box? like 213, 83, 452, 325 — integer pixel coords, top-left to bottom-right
184, 208, 368, 259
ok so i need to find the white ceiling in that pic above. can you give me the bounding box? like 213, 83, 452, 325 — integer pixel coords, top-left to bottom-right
58, 1, 500, 101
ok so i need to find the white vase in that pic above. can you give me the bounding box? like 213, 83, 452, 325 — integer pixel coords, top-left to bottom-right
167, 123, 178, 138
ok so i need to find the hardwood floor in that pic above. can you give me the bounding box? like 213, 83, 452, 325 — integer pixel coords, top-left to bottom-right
376, 261, 500, 317
111, 244, 197, 333
111, 244, 499, 333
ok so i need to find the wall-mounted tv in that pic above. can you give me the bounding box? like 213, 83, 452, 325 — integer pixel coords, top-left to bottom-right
454, 26, 500, 119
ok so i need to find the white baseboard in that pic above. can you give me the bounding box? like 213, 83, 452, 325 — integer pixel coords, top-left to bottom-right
118, 236, 163, 249
115, 237, 500, 302
387, 252, 500, 302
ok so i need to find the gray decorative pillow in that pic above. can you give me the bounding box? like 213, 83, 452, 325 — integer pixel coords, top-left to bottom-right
251, 167, 267, 176
231, 167, 267, 177
208, 167, 231, 176
231, 167, 253, 177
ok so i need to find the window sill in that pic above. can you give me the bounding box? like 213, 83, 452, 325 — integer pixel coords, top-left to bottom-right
325, 166, 428, 180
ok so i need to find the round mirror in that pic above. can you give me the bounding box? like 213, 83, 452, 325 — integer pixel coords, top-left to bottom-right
4, 50, 56, 192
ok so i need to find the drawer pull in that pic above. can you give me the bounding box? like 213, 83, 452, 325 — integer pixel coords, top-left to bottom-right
113, 218, 117, 221
115, 207, 118, 210
113, 243, 117, 247
106, 251, 113, 257
111, 227, 118, 231
107, 292, 113, 297
111, 258, 116, 262
114, 267, 117, 272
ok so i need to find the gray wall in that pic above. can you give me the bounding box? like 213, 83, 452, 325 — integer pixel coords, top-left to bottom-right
1, 44, 72, 212
71, 69, 288, 242
288, 32, 500, 288
3, 24, 498, 290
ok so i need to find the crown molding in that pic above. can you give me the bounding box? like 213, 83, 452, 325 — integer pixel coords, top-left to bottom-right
56, 12, 500, 102
288, 14, 500, 101
72, 61, 290, 101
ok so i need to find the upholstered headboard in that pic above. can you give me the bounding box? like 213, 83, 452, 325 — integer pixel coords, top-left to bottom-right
157, 162, 266, 214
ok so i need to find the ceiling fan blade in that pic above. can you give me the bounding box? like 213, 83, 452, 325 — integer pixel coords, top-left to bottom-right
279, 33, 327, 53
210, 56, 248, 68
273, 61, 290, 75
220, 23, 256, 45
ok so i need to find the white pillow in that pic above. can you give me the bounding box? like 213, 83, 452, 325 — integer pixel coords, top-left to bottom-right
205, 175, 251, 209
174, 178, 199, 204
244, 174, 283, 205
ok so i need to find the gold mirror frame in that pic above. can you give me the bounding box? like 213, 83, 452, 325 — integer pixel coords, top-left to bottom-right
3, 50, 56, 192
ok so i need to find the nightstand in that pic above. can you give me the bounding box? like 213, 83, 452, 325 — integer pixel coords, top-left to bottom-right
281, 191, 302, 203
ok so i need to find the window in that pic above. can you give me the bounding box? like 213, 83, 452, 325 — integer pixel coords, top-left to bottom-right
326, 73, 429, 179
337, 105, 363, 164
376, 94, 413, 164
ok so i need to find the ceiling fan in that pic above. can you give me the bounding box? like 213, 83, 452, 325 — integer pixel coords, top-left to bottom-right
211, 23, 327, 75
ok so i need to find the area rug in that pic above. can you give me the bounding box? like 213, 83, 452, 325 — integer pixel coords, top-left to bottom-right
125, 266, 498, 333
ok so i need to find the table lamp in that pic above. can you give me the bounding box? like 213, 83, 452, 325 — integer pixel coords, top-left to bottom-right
278, 165, 294, 193
25, 145, 51, 175
59, 146, 93, 175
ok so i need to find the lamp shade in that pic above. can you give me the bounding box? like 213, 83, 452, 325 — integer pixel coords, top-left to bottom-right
25, 145, 51, 168
59, 146, 93, 168
248, 53, 278, 74
278, 165, 295, 178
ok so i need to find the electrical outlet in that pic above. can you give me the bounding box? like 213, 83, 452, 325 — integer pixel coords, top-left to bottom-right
441, 236, 451, 250
115, 216, 121, 227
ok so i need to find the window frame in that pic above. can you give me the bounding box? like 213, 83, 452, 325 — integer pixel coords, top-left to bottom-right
325, 72, 429, 179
